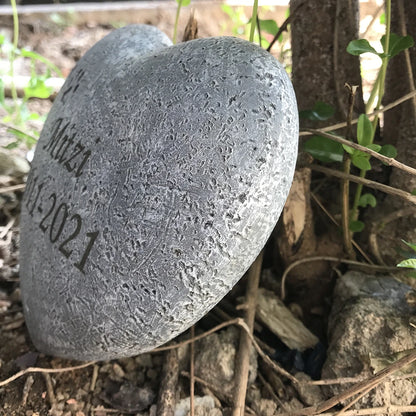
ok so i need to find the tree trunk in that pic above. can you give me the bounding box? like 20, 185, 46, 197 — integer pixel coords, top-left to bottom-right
371, 0, 416, 265
275, 0, 362, 336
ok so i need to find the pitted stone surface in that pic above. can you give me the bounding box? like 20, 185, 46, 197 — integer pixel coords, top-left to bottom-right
20, 25, 298, 360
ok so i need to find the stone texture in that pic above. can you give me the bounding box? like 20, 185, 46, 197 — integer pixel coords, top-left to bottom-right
19, 25, 298, 360
322, 271, 416, 414
194, 327, 257, 397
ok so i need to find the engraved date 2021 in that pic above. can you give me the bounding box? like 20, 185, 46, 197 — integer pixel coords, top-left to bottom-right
24, 172, 99, 274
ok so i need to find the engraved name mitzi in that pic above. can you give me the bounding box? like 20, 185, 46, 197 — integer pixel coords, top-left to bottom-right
20, 25, 298, 361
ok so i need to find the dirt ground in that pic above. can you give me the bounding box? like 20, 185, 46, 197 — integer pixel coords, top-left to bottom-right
0, 2, 391, 416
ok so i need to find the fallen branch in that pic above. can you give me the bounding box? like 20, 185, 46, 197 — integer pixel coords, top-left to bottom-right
232, 251, 263, 416
156, 348, 179, 416
304, 128, 416, 177
299, 90, 416, 134
0, 361, 95, 387
280, 256, 398, 300
309, 164, 416, 205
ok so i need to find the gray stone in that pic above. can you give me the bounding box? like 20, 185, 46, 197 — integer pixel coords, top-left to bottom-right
19, 25, 298, 360
322, 271, 416, 414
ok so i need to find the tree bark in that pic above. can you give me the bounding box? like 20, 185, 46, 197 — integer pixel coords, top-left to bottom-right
372, 0, 416, 265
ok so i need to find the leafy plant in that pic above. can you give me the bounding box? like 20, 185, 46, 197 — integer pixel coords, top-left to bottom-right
302, 0, 413, 256
0, 0, 62, 149
397, 240, 416, 278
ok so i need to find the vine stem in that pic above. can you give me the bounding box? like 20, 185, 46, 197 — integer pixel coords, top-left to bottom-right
173, 0, 183, 44
249, 0, 259, 43
351, 0, 391, 224
10, 0, 19, 116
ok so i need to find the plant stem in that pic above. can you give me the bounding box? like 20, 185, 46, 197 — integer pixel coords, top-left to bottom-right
173, 0, 183, 45
350, 0, 391, 224
10, 0, 19, 116
249, 0, 258, 43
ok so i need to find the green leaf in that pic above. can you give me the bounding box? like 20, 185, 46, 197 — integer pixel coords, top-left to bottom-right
249, 18, 279, 36
20, 48, 63, 77
6, 127, 37, 144
358, 193, 377, 208
24, 77, 53, 99
402, 240, 416, 253
357, 114, 373, 146
0, 34, 4, 45
379, 144, 397, 158
352, 151, 371, 171
411, 189, 416, 196
397, 258, 416, 269
176, 0, 191, 6
347, 39, 378, 56
379, 12, 385, 25
303, 135, 344, 163
4, 141, 19, 150
299, 101, 335, 121
381, 33, 414, 58
366, 143, 381, 152
342, 144, 354, 155
350, 220, 365, 232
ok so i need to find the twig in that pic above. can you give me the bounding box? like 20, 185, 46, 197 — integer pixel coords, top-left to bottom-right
0, 183, 25, 194
309, 164, 416, 205
181, 371, 233, 405
21, 375, 34, 406
153, 318, 298, 384
0, 361, 95, 387
310, 193, 373, 264
267, 1, 306, 52
342, 85, 358, 259
156, 348, 179, 416
43, 373, 56, 406
299, 90, 416, 134
256, 15, 262, 48
288, 349, 416, 415
398, 0, 416, 122
304, 128, 416, 177
190, 326, 195, 416
90, 365, 99, 392
369, 207, 416, 265
280, 256, 398, 300
280, 405, 416, 416
232, 251, 263, 416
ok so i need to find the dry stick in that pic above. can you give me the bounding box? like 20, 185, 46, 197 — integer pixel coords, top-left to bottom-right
342, 85, 358, 259
289, 349, 416, 416
398, 0, 416, 122
182, 371, 233, 405
299, 90, 416, 134
309, 164, 416, 205
152, 318, 298, 385
369, 206, 416, 265
280, 256, 398, 300
267, 1, 306, 52
334, 384, 375, 416
305, 129, 416, 177
0, 183, 25, 194
21, 375, 34, 406
190, 326, 195, 416
310, 193, 373, 264
43, 373, 56, 406
156, 348, 179, 416
302, 406, 416, 416
0, 361, 95, 387
232, 251, 264, 416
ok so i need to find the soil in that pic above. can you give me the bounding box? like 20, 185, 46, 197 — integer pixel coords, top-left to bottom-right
0, 2, 394, 416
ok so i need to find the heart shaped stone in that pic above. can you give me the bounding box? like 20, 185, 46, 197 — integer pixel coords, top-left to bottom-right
20, 25, 298, 361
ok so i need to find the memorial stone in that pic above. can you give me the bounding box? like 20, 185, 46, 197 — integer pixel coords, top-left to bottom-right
20, 25, 298, 360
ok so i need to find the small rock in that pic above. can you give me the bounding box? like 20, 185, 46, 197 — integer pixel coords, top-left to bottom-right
194, 327, 257, 396
0, 149, 30, 177
175, 395, 216, 416
294, 372, 323, 406
322, 271, 416, 413
135, 354, 153, 368
112, 363, 126, 379
255, 399, 277, 416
